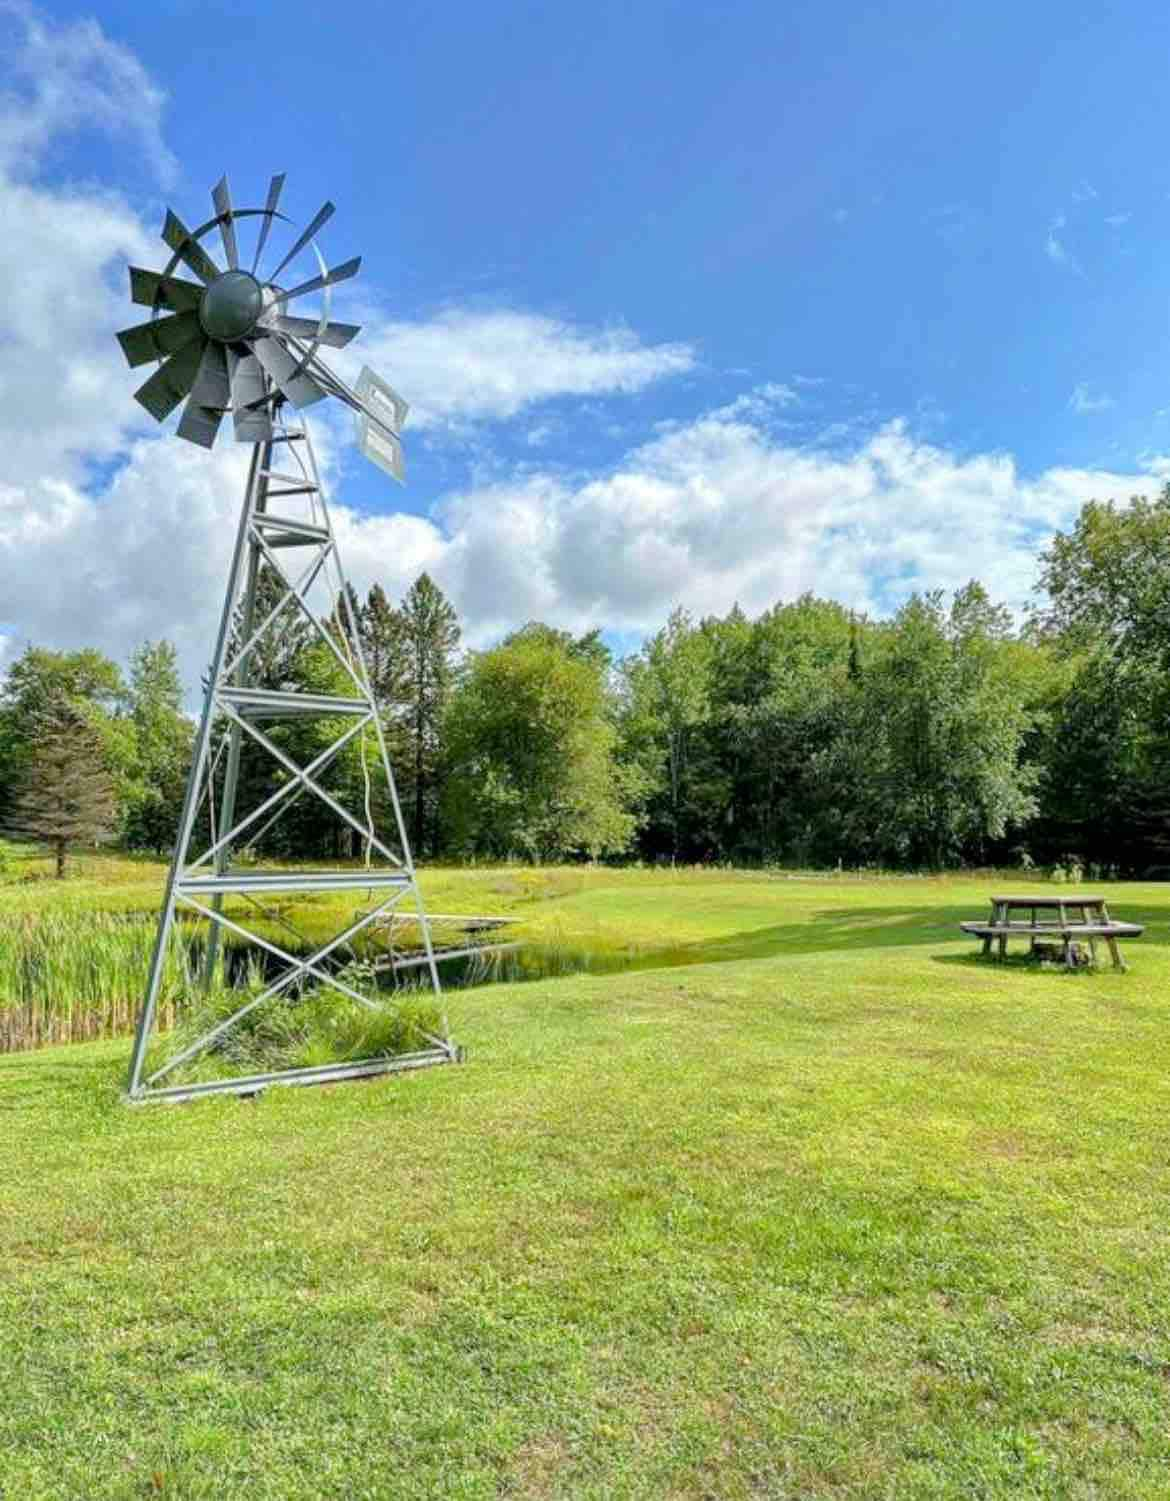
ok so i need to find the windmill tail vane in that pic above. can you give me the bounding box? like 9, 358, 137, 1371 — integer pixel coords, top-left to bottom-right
117, 174, 459, 1104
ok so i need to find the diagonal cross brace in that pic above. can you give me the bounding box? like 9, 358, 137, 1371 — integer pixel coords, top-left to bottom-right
187, 710, 374, 872
217, 701, 402, 866
246, 526, 366, 694
147, 886, 417, 1086
222, 540, 332, 685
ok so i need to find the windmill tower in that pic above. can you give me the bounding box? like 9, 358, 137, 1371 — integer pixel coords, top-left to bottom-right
116, 174, 459, 1103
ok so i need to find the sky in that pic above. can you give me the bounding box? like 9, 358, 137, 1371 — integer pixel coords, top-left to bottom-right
2, 0, 1170, 694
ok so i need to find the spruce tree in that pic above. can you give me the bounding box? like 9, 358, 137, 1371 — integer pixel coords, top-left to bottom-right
398, 574, 460, 856
2, 700, 117, 877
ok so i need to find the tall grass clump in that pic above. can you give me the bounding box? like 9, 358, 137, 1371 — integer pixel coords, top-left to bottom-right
0, 911, 189, 1053
147, 968, 444, 1088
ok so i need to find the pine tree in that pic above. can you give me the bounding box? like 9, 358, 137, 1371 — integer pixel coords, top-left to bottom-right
398, 574, 460, 856
360, 584, 408, 713
2, 700, 117, 877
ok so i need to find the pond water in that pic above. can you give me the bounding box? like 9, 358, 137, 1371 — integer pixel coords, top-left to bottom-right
213, 933, 703, 993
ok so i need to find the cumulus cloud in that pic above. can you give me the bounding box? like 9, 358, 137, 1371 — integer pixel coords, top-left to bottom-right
0, 6, 695, 691
3, 387, 1158, 695
344, 308, 696, 431
398, 413, 1151, 644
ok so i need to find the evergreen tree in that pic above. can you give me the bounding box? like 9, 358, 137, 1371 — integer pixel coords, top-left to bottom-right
0, 645, 133, 828
397, 574, 460, 857
228, 562, 312, 690
360, 584, 408, 713
3, 699, 117, 877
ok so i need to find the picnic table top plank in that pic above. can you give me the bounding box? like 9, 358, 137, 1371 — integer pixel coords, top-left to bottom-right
960, 920, 1143, 937
990, 894, 1108, 906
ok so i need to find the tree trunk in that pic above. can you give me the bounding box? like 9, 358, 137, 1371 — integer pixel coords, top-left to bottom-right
55, 838, 66, 879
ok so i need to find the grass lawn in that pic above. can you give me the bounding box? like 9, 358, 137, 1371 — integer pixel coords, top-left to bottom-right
3, 866, 1170, 1497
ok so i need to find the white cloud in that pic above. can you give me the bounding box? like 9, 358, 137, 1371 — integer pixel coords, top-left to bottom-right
0, 0, 175, 183
391, 414, 1149, 644
1069, 382, 1115, 414
344, 307, 695, 431
4, 390, 1159, 693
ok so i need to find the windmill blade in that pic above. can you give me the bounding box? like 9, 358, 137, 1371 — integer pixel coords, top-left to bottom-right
116, 310, 203, 368
189, 340, 231, 409
162, 208, 221, 284
251, 173, 286, 274
252, 336, 328, 409
128, 266, 204, 314
269, 313, 360, 348
133, 337, 208, 422
211, 176, 239, 269
269, 256, 361, 306
228, 349, 272, 442
176, 397, 223, 449
267, 200, 336, 282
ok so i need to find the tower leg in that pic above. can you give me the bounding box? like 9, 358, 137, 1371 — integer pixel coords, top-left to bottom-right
201, 441, 272, 989
127, 446, 265, 1098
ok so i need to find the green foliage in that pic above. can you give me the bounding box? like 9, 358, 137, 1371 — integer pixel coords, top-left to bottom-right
122, 640, 192, 852
2, 698, 118, 876
154, 977, 443, 1085
1035, 483, 1170, 658
394, 572, 461, 856
445, 632, 634, 860
0, 909, 189, 1049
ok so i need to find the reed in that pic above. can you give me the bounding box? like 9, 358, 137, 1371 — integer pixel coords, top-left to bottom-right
0, 911, 190, 1053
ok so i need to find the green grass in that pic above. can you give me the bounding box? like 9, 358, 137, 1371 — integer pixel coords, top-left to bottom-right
3, 867, 1170, 1496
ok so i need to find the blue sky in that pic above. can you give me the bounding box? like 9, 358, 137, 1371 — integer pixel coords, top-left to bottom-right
2, 0, 1169, 682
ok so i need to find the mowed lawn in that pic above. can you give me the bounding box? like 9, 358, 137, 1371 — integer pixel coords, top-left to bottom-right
3, 868, 1170, 1498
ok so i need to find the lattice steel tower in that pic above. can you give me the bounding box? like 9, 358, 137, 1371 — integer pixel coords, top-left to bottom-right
115, 174, 458, 1103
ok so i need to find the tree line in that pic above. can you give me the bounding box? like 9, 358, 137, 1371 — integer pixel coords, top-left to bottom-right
4, 484, 1170, 875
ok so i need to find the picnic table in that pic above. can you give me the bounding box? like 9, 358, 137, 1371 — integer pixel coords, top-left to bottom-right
959, 893, 1143, 971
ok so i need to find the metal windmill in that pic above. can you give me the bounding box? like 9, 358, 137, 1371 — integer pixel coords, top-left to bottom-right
116, 174, 459, 1103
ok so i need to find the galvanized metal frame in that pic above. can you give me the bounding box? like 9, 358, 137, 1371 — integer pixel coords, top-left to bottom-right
126, 407, 457, 1104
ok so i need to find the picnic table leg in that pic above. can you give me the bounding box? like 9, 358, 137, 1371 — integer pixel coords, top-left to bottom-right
1106, 935, 1125, 971
981, 933, 992, 957
997, 932, 1007, 961
1062, 934, 1074, 970
1088, 935, 1098, 966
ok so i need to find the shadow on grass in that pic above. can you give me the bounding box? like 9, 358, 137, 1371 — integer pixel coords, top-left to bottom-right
498, 900, 1162, 982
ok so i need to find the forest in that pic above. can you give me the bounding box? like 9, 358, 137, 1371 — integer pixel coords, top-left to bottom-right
3, 483, 1170, 876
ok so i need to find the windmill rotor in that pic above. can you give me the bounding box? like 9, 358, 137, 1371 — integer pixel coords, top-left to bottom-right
116, 174, 402, 473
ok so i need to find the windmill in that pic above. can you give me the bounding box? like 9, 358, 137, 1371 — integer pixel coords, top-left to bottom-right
116, 174, 459, 1103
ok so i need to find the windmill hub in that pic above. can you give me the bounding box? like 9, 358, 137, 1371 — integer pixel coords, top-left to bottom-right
199, 269, 263, 341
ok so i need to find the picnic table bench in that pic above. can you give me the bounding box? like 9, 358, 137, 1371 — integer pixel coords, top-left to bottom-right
960, 893, 1143, 971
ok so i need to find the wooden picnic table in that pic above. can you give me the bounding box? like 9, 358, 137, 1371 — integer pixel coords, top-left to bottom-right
959, 893, 1143, 971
